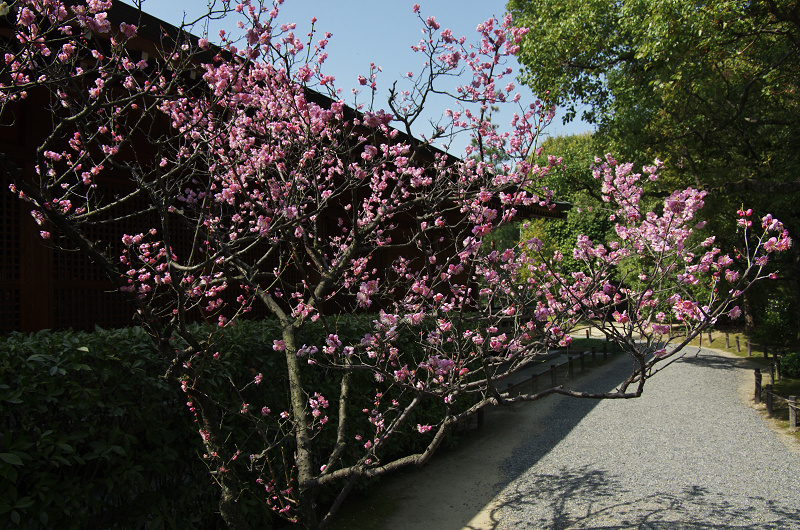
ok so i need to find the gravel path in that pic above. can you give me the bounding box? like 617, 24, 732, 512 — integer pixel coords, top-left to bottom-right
481, 348, 800, 529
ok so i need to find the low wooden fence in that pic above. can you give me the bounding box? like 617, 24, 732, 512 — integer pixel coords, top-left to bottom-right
462, 340, 622, 430
753, 368, 798, 430
696, 330, 791, 361
505, 341, 620, 396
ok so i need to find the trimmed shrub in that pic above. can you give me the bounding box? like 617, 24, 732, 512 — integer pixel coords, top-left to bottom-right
1, 316, 471, 527
782, 351, 800, 379
0, 327, 229, 528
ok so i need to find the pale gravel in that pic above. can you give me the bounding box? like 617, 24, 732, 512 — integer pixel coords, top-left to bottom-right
488, 348, 800, 529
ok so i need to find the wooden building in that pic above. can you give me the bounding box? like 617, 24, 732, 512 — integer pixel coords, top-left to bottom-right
0, 4, 567, 334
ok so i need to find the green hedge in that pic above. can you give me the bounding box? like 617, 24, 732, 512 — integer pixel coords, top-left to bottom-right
0, 327, 228, 529
1, 317, 469, 528
782, 351, 800, 379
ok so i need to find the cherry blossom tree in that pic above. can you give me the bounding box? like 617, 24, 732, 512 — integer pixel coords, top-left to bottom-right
0, 1, 791, 528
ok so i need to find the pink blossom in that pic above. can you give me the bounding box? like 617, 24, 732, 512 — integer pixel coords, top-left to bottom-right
18, 7, 35, 27
119, 22, 137, 38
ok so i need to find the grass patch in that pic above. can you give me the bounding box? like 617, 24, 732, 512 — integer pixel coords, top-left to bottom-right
762, 380, 800, 443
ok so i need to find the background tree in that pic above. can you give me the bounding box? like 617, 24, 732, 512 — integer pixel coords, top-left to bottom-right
522, 133, 613, 272
0, 1, 791, 528
509, 0, 800, 339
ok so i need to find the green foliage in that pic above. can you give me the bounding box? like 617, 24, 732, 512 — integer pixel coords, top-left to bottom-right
523, 133, 616, 275
510, 0, 800, 333
0, 326, 227, 529
750, 280, 799, 347
0, 318, 467, 527
781, 352, 800, 379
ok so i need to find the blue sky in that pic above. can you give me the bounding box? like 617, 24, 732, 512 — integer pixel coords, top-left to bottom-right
132, 1, 591, 154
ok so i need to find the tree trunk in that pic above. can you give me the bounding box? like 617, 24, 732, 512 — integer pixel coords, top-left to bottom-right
283, 324, 319, 529
218, 481, 252, 530
743, 291, 757, 333
193, 392, 252, 530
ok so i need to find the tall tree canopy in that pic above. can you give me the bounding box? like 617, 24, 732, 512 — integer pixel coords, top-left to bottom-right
510, 0, 800, 337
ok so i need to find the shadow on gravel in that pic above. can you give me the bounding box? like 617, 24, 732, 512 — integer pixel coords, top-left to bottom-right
475, 465, 800, 529
673, 349, 752, 373
333, 354, 638, 530
497, 354, 637, 481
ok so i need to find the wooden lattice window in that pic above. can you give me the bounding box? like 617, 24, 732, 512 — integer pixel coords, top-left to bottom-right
0, 159, 21, 333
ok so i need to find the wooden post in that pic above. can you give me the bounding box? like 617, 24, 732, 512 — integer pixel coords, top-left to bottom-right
764, 345, 768, 359
736, 336, 740, 352
747, 340, 752, 356
754, 368, 762, 404
770, 364, 775, 386
773, 352, 781, 381
725, 333, 730, 348
567, 356, 574, 379
765, 384, 773, 416
586, 328, 590, 339
591, 346, 597, 367
790, 396, 797, 431
550, 365, 557, 387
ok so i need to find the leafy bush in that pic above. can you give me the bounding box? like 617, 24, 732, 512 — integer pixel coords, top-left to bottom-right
751, 282, 798, 347
781, 352, 800, 379
0, 317, 466, 528
0, 327, 231, 529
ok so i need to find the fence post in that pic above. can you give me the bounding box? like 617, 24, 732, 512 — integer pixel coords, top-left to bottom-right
790, 396, 797, 431
591, 346, 597, 367
725, 333, 730, 348
736, 335, 740, 352
747, 340, 752, 357
764, 345, 769, 359
550, 365, 557, 387
754, 368, 762, 404
586, 328, 590, 339
770, 364, 775, 386
567, 356, 574, 379
765, 384, 773, 416
773, 352, 781, 381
